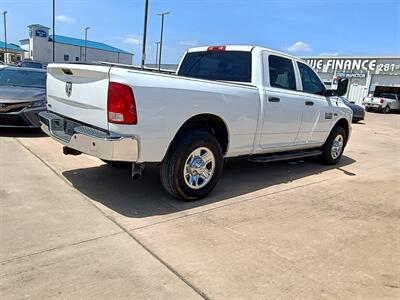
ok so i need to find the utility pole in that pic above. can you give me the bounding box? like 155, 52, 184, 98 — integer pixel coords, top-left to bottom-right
84, 27, 90, 62
155, 41, 160, 65
2, 11, 7, 64
52, 0, 55, 62
140, 0, 149, 69
157, 11, 169, 71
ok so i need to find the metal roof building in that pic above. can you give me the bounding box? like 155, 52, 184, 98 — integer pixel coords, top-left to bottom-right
302, 55, 400, 105
19, 24, 133, 65
1, 41, 27, 63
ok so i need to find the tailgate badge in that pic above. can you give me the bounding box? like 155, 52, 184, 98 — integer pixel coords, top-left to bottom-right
65, 82, 72, 97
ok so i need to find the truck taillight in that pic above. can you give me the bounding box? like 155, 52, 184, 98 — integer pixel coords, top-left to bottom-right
207, 46, 226, 51
380, 99, 384, 104
107, 82, 137, 124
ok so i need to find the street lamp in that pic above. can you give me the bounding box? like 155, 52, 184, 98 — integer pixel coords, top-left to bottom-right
157, 11, 170, 71
2, 11, 7, 64
52, 0, 55, 62
84, 27, 90, 62
155, 41, 160, 65
141, 0, 149, 69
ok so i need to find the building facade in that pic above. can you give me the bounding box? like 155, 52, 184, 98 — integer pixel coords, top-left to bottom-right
19, 24, 133, 65
0, 41, 26, 63
303, 56, 400, 105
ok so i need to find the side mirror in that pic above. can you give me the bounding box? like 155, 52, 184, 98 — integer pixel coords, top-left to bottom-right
325, 78, 349, 97
336, 78, 349, 96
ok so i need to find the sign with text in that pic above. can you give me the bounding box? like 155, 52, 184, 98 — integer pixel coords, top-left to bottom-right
35, 29, 47, 38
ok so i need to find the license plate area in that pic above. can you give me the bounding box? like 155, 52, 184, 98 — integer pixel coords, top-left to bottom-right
64, 120, 80, 135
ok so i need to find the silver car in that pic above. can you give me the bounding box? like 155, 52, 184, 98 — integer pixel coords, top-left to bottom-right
0, 65, 46, 128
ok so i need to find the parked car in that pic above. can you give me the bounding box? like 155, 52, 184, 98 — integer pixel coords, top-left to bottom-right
362, 93, 400, 113
0, 65, 47, 128
339, 96, 365, 123
39, 45, 352, 200
17, 60, 45, 69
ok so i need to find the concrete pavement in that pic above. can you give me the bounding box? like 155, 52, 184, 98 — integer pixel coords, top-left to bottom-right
1, 112, 399, 299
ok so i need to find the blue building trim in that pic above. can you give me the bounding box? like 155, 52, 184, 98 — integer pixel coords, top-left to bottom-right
0, 41, 27, 52
49, 35, 132, 55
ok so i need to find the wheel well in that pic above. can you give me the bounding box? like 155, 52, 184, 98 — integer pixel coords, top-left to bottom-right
173, 114, 229, 155
334, 118, 350, 139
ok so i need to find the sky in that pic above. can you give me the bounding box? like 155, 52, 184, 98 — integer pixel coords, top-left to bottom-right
1, 0, 399, 64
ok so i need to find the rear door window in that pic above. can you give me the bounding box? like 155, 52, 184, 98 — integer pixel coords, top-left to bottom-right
178, 51, 252, 82
268, 55, 296, 91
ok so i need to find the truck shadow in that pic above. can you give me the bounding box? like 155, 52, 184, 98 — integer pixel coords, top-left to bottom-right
0, 127, 46, 138
62, 156, 356, 218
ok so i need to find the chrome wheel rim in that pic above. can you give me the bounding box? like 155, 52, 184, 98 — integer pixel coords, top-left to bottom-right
183, 147, 215, 190
331, 134, 344, 159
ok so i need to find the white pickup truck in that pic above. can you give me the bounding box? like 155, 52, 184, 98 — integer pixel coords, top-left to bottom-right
362, 93, 400, 113
39, 45, 352, 200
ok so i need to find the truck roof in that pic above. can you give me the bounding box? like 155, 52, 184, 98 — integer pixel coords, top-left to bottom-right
187, 45, 304, 62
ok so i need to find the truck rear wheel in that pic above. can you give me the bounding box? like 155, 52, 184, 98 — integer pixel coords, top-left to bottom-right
383, 106, 391, 114
319, 126, 347, 165
160, 130, 223, 201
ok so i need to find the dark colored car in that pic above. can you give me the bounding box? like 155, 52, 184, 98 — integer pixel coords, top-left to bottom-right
17, 61, 45, 69
339, 96, 365, 123
0, 66, 47, 128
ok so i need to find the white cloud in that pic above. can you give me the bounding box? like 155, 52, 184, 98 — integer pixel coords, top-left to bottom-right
286, 41, 312, 53
123, 34, 141, 45
319, 52, 339, 56
180, 40, 199, 47
56, 15, 76, 24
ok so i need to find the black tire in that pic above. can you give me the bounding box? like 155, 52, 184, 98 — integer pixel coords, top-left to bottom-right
160, 130, 223, 201
319, 126, 347, 165
383, 106, 390, 114
364, 107, 369, 112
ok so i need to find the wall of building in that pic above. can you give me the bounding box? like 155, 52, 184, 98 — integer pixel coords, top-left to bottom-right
24, 25, 133, 65
303, 56, 400, 104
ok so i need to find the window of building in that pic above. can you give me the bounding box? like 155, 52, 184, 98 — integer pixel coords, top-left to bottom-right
75, 57, 79, 62
297, 61, 325, 95
268, 55, 296, 90
64, 54, 69, 61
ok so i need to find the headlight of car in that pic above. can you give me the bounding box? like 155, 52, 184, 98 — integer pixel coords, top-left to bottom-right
29, 100, 47, 108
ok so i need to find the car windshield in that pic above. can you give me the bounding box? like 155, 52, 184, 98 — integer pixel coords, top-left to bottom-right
0, 69, 46, 88
380, 93, 396, 99
21, 62, 43, 69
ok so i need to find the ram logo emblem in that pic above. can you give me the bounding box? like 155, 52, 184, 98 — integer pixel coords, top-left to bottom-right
65, 82, 72, 97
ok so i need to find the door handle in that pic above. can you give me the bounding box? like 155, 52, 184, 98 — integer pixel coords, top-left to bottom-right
268, 97, 280, 102
305, 101, 314, 106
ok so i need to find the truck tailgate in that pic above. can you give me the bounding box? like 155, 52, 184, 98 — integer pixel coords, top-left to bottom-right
46, 64, 111, 130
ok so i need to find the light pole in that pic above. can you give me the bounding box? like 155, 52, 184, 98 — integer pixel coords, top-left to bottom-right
155, 41, 160, 65
2, 11, 7, 64
52, 0, 55, 62
157, 11, 169, 71
84, 26, 90, 62
140, 0, 149, 69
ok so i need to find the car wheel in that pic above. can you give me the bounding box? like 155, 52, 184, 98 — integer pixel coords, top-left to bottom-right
364, 107, 369, 112
160, 130, 223, 201
383, 106, 391, 114
319, 126, 347, 165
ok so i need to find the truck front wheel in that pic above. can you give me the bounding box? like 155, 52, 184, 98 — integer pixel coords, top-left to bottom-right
319, 126, 347, 165
160, 130, 223, 201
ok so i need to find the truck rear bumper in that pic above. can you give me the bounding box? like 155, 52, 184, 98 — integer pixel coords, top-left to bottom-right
38, 111, 138, 162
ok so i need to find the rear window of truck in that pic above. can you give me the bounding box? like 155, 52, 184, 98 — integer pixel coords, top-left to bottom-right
178, 51, 252, 83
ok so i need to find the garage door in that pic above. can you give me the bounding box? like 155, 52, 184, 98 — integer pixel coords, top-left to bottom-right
347, 79, 368, 105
